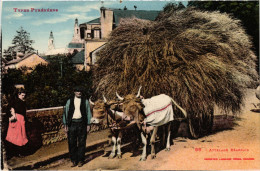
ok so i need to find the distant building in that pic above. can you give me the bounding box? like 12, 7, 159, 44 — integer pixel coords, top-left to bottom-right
79, 7, 160, 71
67, 18, 85, 54
48, 31, 55, 51
45, 31, 68, 56
5, 52, 48, 72
71, 50, 85, 70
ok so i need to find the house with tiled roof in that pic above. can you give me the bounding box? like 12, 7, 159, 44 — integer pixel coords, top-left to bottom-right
5, 52, 48, 71
71, 50, 85, 70
79, 7, 160, 71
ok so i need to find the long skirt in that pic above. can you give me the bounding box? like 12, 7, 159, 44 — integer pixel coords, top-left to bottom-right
6, 113, 28, 146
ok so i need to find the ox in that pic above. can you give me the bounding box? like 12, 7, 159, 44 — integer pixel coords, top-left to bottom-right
116, 87, 187, 161
89, 96, 138, 159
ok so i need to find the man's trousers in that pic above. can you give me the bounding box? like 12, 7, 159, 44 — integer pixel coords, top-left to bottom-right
68, 120, 87, 163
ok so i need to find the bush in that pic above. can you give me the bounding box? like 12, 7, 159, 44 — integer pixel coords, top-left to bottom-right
2, 55, 93, 109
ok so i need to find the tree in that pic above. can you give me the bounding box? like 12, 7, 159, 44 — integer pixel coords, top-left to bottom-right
4, 27, 35, 61
1, 68, 25, 95
163, 2, 185, 13
156, 2, 186, 20
24, 54, 92, 109
177, 2, 185, 10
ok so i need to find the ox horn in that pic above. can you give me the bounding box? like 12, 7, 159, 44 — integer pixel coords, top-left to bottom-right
136, 86, 142, 98
89, 96, 94, 105
116, 91, 124, 101
103, 94, 108, 103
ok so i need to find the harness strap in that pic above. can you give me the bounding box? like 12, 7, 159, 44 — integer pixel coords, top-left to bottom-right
107, 109, 119, 129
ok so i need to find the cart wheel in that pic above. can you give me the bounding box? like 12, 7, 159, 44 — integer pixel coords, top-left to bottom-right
200, 108, 214, 135
188, 115, 201, 139
171, 120, 181, 138
188, 108, 214, 139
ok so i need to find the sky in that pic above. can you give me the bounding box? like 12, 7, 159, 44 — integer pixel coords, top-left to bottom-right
1, 0, 188, 54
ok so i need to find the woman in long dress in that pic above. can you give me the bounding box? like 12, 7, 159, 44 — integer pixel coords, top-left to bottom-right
5, 88, 28, 157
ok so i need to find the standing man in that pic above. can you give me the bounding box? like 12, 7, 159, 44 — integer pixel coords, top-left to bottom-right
63, 86, 92, 167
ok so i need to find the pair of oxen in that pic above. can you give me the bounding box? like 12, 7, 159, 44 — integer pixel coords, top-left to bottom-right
90, 87, 187, 161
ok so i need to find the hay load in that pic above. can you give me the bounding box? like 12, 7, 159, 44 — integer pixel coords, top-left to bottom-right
93, 8, 258, 121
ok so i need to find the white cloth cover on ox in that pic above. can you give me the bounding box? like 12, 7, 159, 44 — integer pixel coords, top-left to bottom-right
142, 94, 173, 126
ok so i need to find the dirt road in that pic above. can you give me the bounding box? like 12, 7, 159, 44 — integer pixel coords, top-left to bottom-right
47, 89, 260, 170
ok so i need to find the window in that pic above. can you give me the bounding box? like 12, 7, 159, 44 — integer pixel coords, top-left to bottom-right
94, 30, 100, 38
91, 27, 101, 39
80, 27, 85, 39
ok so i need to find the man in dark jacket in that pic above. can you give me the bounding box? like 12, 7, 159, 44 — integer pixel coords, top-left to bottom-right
62, 86, 92, 167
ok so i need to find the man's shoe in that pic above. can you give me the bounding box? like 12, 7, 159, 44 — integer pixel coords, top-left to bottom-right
71, 162, 77, 167
78, 161, 84, 167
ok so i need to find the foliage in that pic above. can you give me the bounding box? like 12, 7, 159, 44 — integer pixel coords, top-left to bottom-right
3, 47, 15, 61
156, 2, 186, 20
93, 8, 258, 117
187, 1, 259, 71
163, 2, 185, 13
2, 54, 93, 109
1, 68, 25, 95
3, 27, 35, 61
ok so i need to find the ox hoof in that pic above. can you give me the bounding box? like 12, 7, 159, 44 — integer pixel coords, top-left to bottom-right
165, 148, 171, 151
117, 154, 122, 159
151, 154, 156, 159
108, 154, 115, 159
139, 157, 147, 161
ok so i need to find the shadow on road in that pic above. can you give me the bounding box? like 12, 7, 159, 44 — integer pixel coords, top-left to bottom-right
84, 150, 105, 164
102, 115, 239, 159
175, 115, 240, 139
211, 115, 240, 134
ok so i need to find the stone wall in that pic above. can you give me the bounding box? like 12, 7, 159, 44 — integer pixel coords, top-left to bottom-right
2, 106, 107, 146
26, 107, 65, 145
